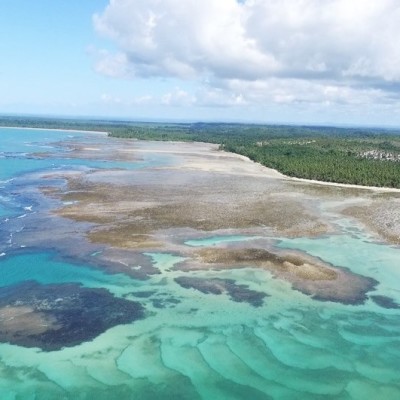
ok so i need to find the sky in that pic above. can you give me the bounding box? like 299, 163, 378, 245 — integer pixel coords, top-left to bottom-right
1, 0, 400, 126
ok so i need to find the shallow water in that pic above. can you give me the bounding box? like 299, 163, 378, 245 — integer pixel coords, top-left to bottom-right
185, 235, 263, 247
0, 128, 399, 399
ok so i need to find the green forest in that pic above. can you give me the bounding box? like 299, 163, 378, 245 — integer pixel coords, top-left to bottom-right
2, 116, 400, 188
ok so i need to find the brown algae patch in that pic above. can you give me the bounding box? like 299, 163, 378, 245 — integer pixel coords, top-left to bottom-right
183, 248, 376, 304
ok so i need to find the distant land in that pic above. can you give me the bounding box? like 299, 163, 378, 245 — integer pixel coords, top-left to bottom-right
2, 115, 400, 188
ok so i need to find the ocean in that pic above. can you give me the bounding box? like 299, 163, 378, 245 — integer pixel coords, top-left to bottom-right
0, 127, 399, 399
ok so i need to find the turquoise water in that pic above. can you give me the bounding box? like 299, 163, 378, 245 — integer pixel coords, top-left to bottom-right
0, 128, 399, 399
0, 128, 160, 181
277, 234, 400, 304
0, 252, 144, 297
185, 235, 263, 247
0, 128, 163, 219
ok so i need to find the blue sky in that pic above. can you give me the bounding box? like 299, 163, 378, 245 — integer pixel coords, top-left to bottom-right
1, 0, 400, 126
0, 2, 105, 110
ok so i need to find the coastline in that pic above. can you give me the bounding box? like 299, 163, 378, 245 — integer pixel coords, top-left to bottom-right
2, 125, 399, 192
0, 126, 109, 135
223, 150, 400, 193
288, 176, 400, 193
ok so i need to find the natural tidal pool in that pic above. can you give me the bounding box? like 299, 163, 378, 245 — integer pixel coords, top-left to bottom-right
0, 127, 399, 399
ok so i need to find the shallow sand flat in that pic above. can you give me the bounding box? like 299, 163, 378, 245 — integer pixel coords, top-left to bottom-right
55, 167, 330, 241
5, 137, 398, 258
51, 140, 394, 247
10, 138, 392, 308
157, 146, 286, 178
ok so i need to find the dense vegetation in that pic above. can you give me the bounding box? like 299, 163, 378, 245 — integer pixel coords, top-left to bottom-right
2, 116, 400, 188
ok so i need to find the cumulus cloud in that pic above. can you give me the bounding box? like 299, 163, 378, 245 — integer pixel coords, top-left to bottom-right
161, 88, 196, 106
93, 0, 400, 108
93, 0, 277, 80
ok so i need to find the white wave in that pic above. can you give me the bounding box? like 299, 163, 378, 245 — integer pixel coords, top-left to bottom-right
0, 178, 14, 184
17, 214, 27, 219
25, 143, 54, 149
0, 252, 5, 257
63, 201, 78, 205
24, 205, 33, 211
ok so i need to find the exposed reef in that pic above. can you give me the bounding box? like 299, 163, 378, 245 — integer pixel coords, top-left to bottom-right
343, 197, 400, 245
34, 137, 143, 163
12, 139, 388, 309
53, 168, 331, 250
180, 248, 377, 305
0, 281, 144, 351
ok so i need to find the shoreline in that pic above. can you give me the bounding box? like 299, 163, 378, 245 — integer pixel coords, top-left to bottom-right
223, 150, 400, 193
2, 125, 400, 192
288, 176, 400, 193
0, 126, 109, 135
114, 139, 400, 193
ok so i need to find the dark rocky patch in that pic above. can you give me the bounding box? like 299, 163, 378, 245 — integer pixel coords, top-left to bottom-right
175, 277, 267, 307
370, 295, 400, 309
0, 281, 144, 351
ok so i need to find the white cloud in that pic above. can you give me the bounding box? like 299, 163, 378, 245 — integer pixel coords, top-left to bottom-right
93, 0, 400, 109
93, 0, 278, 81
195, 87, 248, 107
161, 88, 196, 106
100, 93, 121, 104
90, 49, 132, 78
